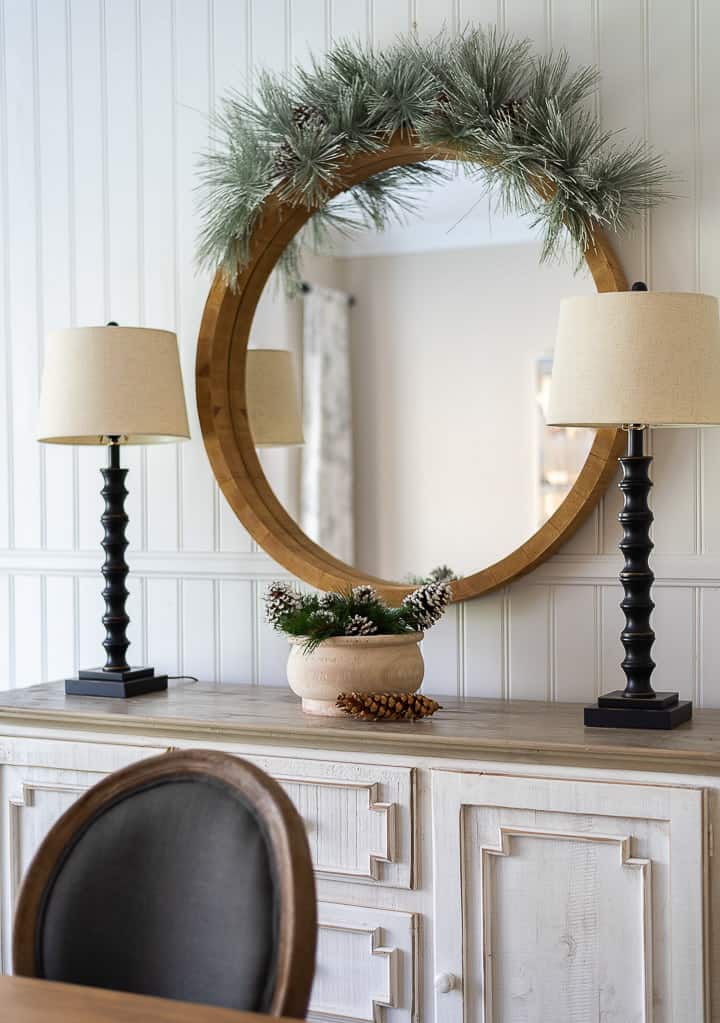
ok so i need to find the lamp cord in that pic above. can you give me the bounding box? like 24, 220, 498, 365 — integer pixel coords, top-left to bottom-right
167, 675, 199, 682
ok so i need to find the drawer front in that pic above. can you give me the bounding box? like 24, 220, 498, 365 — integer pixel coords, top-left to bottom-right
236, 754, 415, 889
310, 902, 418, 1023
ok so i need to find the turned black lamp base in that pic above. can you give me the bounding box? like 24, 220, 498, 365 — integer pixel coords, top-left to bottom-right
67, 436, 167, 699
585, 691, 692, 730
65, 667, 168, 699
585, 421, 692, 730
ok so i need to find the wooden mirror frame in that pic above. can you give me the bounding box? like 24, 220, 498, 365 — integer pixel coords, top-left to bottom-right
197, 134, 626, 603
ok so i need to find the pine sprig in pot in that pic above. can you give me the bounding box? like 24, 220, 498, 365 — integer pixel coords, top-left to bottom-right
264, 580, 452, 653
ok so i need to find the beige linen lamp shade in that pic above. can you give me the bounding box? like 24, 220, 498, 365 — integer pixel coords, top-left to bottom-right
246, 349, 304, 447
547, 291, 720, 427
37, 326, 190, 444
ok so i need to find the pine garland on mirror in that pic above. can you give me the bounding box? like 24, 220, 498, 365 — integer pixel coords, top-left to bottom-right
197, 26, 669, 287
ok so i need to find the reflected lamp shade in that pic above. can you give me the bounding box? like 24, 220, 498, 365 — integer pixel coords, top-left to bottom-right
247, 349, 304, 447
37, 326, 190, 444
547, 291, 720, 428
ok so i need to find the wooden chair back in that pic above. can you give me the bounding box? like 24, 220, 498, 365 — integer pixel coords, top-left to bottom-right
13, 749, 317, 1018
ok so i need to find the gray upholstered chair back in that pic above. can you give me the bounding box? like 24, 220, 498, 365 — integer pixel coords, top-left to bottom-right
13, 750, 317, 1018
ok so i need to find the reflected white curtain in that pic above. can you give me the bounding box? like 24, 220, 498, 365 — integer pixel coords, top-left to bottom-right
301, 285, 354, 564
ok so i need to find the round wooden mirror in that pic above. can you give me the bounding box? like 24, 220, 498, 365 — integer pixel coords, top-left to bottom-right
197, 135, 626, 602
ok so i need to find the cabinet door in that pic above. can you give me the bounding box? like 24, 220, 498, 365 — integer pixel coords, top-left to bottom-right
432, 771, 706, 1023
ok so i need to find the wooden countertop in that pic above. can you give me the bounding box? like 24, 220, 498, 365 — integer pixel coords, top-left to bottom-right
0, 975, 299, 1022
1, 679, 719, 772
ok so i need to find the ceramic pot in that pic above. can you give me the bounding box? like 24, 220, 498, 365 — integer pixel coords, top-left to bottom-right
287, 631, 425, 716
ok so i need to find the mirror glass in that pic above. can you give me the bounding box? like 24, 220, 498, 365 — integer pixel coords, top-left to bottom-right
248, 162, 596, 584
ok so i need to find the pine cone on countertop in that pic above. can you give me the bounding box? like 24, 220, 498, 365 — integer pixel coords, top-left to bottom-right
336, 691, 442, 721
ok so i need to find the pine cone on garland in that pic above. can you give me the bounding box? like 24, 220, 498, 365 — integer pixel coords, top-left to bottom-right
351, 584, 377, 604
345, 614, 378, 636
498, 97, 526, 123
264, 581, 302, 627
336, 691, 442, 721
292, 104, 326, 129
273, 141, 298, 178
402, 581, 452, 631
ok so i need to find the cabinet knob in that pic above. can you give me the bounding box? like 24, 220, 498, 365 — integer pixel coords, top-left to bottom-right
434, 972, 458, 994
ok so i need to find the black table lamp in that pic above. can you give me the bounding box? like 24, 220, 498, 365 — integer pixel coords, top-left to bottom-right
37, 325, 190, 698
548, 286, 720, 729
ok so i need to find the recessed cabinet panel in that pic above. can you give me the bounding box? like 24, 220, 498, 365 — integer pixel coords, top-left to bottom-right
232, 754, 414, 888
309, 902, 417, 1023
432, 771, 706, 1022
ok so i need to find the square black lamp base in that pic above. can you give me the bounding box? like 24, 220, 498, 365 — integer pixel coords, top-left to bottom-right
584, 691, 692, 730
65, 666, 168, 699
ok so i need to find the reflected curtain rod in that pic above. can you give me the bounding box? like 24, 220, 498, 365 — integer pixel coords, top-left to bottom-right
300, 281, 356, 307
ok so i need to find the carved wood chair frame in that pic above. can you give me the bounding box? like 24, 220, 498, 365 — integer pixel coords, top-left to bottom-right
13, 748, 317, 1019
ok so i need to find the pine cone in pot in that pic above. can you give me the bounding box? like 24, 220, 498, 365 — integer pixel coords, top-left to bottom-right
401, 581, 453, 631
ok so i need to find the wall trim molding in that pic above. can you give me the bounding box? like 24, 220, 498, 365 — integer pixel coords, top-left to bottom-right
2, 549, 720, 587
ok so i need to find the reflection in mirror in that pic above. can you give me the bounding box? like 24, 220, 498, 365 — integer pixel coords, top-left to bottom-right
247, 162, 595, 584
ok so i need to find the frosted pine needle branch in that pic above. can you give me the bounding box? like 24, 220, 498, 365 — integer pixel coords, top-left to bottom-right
197, 26, 670, 286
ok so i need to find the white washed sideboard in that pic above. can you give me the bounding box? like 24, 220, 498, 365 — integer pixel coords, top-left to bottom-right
0, 680, 716, 1022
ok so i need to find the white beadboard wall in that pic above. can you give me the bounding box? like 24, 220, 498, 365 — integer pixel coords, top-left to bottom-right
1, 0, 720, 704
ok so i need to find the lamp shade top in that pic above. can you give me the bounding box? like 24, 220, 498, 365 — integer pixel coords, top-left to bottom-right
246, 349, 304, 447
547, 291, 720, 428
38, 326, 190, 444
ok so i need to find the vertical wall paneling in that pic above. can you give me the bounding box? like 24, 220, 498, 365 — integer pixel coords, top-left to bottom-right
414, 0, 458, 37
45, 576, 76, 682
463, 589, 505, 698
174, 0, 216, 552
104, 0, 144, 555
218, 580, 254, 683
596, 0, 646, 284
256, 586, 292, 687
503, 0, 547, 50
330, 0, 369, 43
13, 575, 42, 684
77, 575, 102, 670
0, 1, 11, 551
1, 0, 720, 702
457, 3, 501, 31
251, 0, 289, 73
422, 604, 462, 697
36, 0, 75, 551
4, 1, 41, 550
651, 428, 698, 556
146, 577, 180, 677
651, 585, 696, 701
0, 575, 11, 686
700, 586, 720, 708
141, 0, 181, 553
211, 0, 255, 555
371, 3, 412, 45
508, 582, 550, 699
182, 578, 216, 680
552, 584, 597, 702
290, 0, 328, 64
69, 0, 111, 552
